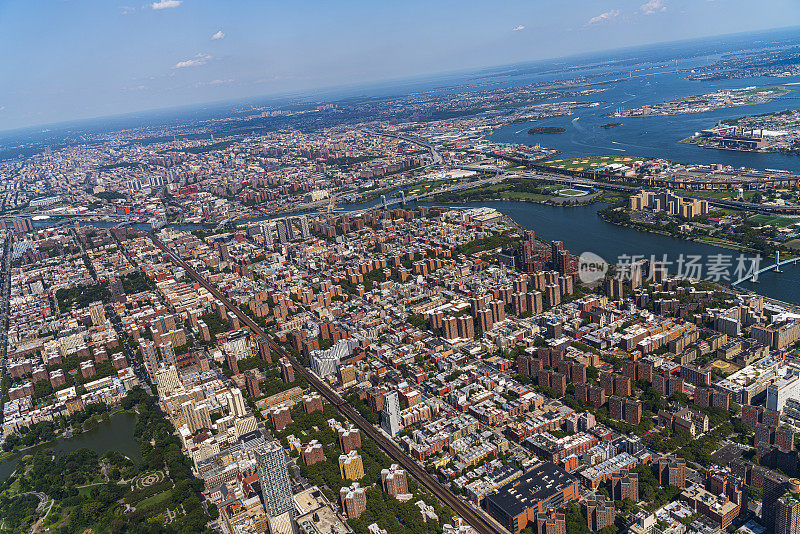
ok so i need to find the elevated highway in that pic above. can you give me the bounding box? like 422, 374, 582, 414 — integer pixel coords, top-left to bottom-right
346, 174, 504, 215
496, 153, 800, 215
365, 130, 443, 164
499, 164, 800, 215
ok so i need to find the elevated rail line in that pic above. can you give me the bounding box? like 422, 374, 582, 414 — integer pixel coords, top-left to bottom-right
149, 232, 507, 534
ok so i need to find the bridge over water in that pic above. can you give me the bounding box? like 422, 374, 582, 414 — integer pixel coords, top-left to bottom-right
731, 251, 800, 286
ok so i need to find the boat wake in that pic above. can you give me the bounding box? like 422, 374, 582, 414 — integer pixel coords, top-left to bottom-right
611, 140, 650, 150
571, 117, 590, 135
570, 139, 623, 152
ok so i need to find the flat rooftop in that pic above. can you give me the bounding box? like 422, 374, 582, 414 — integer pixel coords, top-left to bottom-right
486, 462, 576, 518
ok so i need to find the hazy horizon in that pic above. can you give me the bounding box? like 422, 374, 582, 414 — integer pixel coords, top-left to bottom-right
1, 0, 799, 132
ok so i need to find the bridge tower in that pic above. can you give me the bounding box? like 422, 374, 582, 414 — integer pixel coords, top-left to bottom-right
381, 195, 387, 210
775, 250, 781, 272
400, 190, 406, 205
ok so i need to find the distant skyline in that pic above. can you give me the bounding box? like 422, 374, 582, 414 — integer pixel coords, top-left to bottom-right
1, 0, 799, 131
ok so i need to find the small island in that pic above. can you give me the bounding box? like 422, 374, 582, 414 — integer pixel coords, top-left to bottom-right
528, 126, 566, 135
601, 122, 622, 129
609, 85, 791, 118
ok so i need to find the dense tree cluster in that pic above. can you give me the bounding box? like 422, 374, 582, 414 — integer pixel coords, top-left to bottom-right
55, 282, 110, 311
347, 487, 451, 534
275, 401, 454, 533
633, 464, 683, 512
120, 273, 153, 294
0, 387, 214, 533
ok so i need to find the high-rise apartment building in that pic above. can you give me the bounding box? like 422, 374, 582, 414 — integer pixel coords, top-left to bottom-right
159, 341, 176, 367
611, 470, 638, 501
155, 365, 180, 396
583, 495, 615, 531
299, 215, 311, 239
381, 391, 401, 437
255, 442, 294, 518
140, 339, 158, 382
776, 493, 800, 534
381, 464, 408, 497
181, 399, 211, 433
338, 450, 364, 481
227, 387, 247, 417
340, 482, 367, 519
262, 224, 274, 246
338, 426, 361, 453
535, 509, 566, 534
89, 302, 107, 326
657, 457, 686, 488
276, 219, 289, 244
764, 472, 797, 533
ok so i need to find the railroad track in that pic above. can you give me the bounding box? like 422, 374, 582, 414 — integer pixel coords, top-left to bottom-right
149, 232, 506, 534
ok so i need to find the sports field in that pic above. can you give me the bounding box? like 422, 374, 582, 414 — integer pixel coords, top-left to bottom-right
544, 155, 648, 171
557, 188, 590, 197
707, 359, 740, 377
749, 214, 800, 227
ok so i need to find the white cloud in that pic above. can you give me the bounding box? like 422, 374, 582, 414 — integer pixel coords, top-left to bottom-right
173, 53, 211, 69
119, 6, 136, 15
640, 0, 667, 14
196, 78, 234, 87
587, 10, 620, 25
211, 30, 225, 40
511, 25, 526, 32
151, 0, 181, 10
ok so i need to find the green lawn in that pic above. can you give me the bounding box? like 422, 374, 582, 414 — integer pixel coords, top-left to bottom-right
134, 489, 173, 510
403, 178, 459, 196
430, 178, 577, 204
749, 214, 800, 227
693, 236, 761, 253
558, 189, 590, 197
501, 192, 553, 201
743, 86, 791, 96
543, 155, 647, 171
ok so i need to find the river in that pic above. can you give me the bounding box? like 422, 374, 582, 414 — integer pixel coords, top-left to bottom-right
42, 194, 800, 304
489, 67, 800, 172
30, 187, 400, 232
416, 200, 800, 305
0, 411, 141, 480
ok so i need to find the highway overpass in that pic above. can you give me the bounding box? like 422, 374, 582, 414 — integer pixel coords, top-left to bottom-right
366, 130, 443, 164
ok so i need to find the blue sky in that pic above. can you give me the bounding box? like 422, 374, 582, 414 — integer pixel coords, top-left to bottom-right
0, 0, 798, 130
